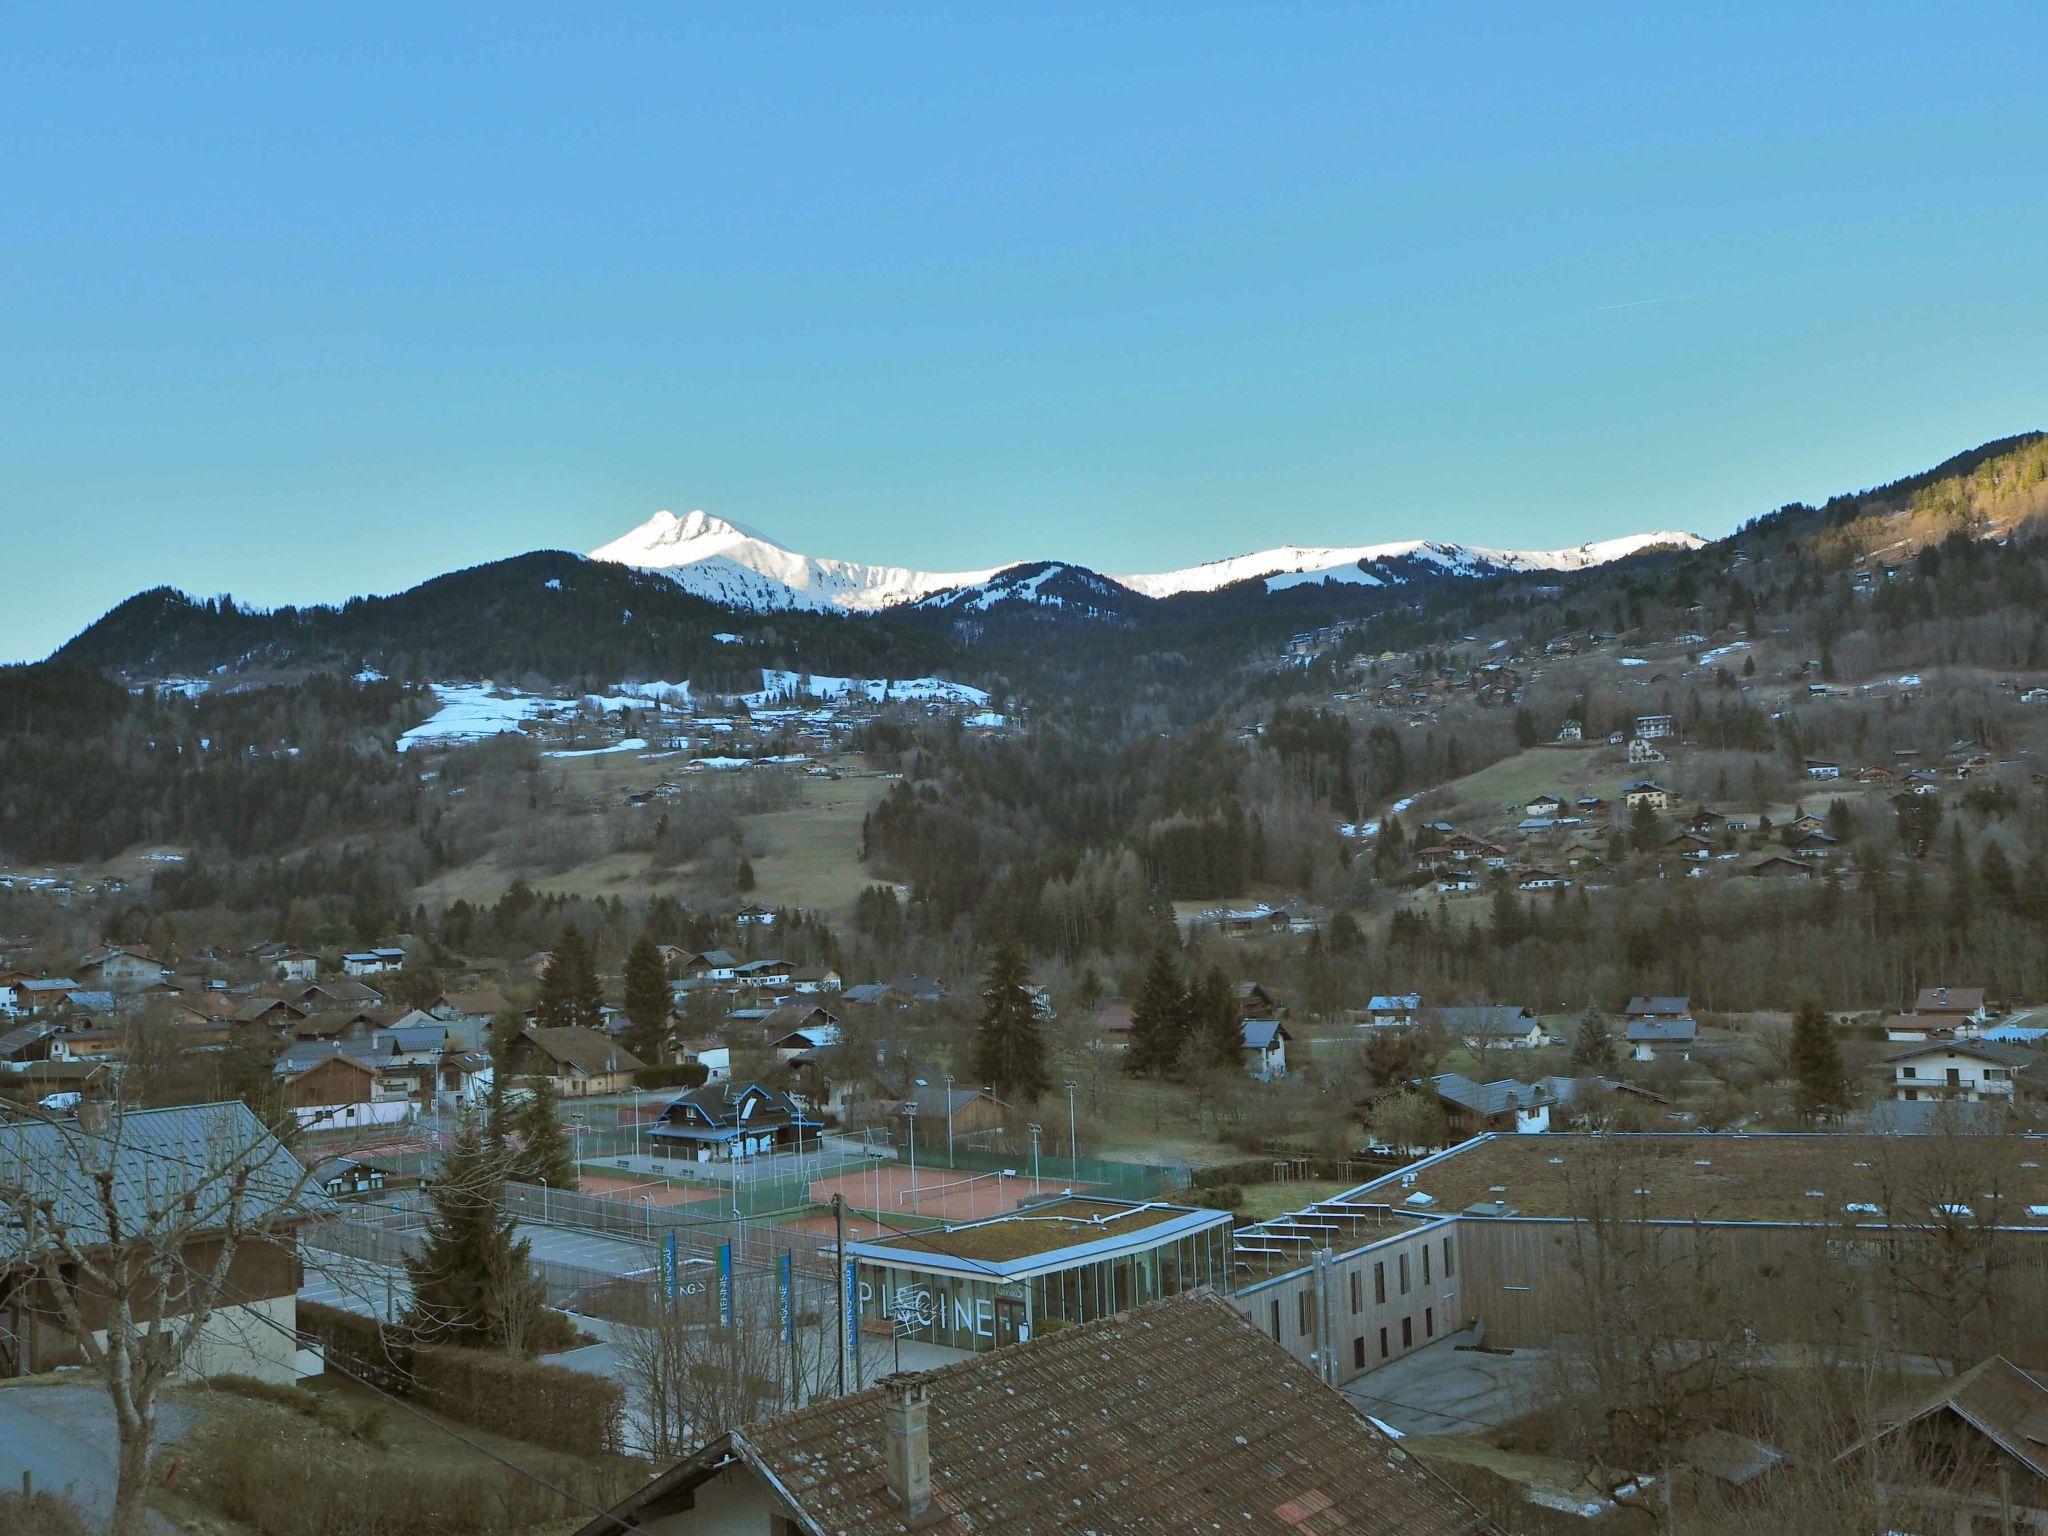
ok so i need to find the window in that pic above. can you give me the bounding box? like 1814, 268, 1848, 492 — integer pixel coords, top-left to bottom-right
1353, 1335, 1365, 1368
1422, 1245, 1432, 1285
1398, 1254, 1410, 1295
1349, 1270, 1362, 1313
1901, 1066, 1917, 1079
1374, 1262, 1386, 1304
1426, 1307, 1435, 1338
1298, 1291, 1314, 1336
1379, 1326, 1389, 1359
1270, 1300, 1281, 1340
1401, 1317, 1413, 1348
1443, 1237, 1455, 1278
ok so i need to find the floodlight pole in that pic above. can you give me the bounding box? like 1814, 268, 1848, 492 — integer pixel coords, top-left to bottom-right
1029, 1124, 1042, 1195
904, 1101, 918, 1212
943, 1074, 955, 1163
1064, 1079, 1078, 1166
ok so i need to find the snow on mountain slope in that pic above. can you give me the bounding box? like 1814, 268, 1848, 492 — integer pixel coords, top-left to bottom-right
590, 509, 1703, 612
1125, 532, 1704, 598
589, 510, 1007, 612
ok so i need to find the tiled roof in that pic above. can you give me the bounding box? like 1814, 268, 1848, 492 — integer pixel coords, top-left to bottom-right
519, 1026, 645, 1076
1624, 995, 1690, 1016
1429, 1073, 1553, 1117
578, 1294, 1490, 1536
1626, 1019, 1698, 1043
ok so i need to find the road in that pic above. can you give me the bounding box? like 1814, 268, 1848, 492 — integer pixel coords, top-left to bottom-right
0, 1382, 193, 1534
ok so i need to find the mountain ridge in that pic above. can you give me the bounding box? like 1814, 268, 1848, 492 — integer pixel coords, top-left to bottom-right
588, 508, 1705, 614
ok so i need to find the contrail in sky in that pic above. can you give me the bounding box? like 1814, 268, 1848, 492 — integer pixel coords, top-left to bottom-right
1596, 292, 1715, 312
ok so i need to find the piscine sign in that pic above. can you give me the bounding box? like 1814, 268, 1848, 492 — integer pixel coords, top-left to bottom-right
859, 1279, 998, 1339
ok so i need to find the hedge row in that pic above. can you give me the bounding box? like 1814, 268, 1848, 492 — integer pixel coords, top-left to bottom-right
296, 1300, 622, 1455
413, 1346, 624, 1457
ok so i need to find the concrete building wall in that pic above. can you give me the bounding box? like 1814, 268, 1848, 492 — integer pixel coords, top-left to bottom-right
636, 1463, 784, 1534
1231, 1222, 1467, 1388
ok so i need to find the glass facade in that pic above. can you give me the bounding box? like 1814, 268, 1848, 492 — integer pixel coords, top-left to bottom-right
854, 1218, 1233, 1353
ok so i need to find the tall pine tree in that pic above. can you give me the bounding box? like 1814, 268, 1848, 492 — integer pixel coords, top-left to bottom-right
539, 925, 604, 1032
1127, 948, 1189, 1078
514, 1073, 577, 1188
970, 940, 1050, 1100
405, 1121, 547, 1348
621, 934, 671, 1064
1569, 1007, 1618, 1073
1187, 966, 1242, 1073
1789, 1002, 1848, 1123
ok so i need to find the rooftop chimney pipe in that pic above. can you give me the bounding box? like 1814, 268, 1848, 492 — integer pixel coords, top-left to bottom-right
882, 1378, 932, 1517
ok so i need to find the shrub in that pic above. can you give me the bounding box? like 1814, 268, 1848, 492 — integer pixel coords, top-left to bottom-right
297, 1298, 415, 1394
0, 1488, 92, 1536
412, 1345, 623, 1456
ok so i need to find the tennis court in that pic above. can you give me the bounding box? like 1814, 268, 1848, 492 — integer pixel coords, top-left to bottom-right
808, 1160, 1093, 1222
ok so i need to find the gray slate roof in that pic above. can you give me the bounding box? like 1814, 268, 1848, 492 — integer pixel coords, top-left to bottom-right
1626, 1019, 1699, 1043
0, 1101, 324, 1263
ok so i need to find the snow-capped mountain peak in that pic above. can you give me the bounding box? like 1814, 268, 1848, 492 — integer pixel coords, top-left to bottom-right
589, 510, 1703, 614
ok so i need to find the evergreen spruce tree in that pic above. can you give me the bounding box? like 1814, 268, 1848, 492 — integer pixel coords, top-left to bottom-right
970, 940, 1050, 1100
1569, 1007, 1617, 1073
621, 933, 670, 1064
404, 1121, 546, 1348
1188, 966, 1242, 1073
1789, 1001, 1848, 1123
535, 928, 579, 1030
514, 1072, 577, 1188
565, 928, 604, 1031
1126, 948, 1189, 1077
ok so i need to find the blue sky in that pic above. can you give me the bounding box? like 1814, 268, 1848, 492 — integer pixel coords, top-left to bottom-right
5, 3, 2046, 660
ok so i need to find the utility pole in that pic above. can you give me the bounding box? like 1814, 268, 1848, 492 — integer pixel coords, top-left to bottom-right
1064, 1079, 1078, 1166
1029, 1123, 1042, 1194
943, 1074, 954, 1163
904, 1100, 919, 1212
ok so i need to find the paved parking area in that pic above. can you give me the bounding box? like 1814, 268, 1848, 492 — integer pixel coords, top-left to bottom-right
1340, 1330, 1559, 1438
0, 1383, 191, 1533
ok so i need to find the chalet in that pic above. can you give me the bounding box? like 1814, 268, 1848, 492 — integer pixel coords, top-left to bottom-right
1888, 1039, 2042, 1105
1094, 998, 1137, 1045
309, 1155, 412, 1199
1241, 1019, 1290, 1080
571, 1295, 1489, 1536
1432, 1006, 1550, 1051
0, 1021, 70, 1065
261, 947, 318, 984
0, 1103, 323, 1383
1623, 780, 1671, 812
1237, 982, 1284, 1018
430, 986, 512, 1024
1856, 764, 1895, 785
733, 901, 778, 927
12, 979, 84, 1017
1518, 869, 1569, 891
1425, 1072, 1556, 1137
892, 1083, 1009, 1149
1625, 1018, 1698, 1062
1789, 829, 1839, 858
1634, 713, 1675, 740
1916, 985, 1994, 1026
502, 1026, 645, 1097
649, 1081, 818, 1162
231, 995, 307, 1031
1624, 995, 1691, 1023
275, 1044, 393, 1130
286, 978, 384, 1010
789, 965, 843, 994
765, 1006, 841, 1057
1748, 854, 1812, 878
1881, 1012, 1947, 1044
1557, 719, 1583, 742
1364, 994, 1421, 1029
1662, 833, 1712, 861
1831, 1357, 2048, 1532
1804, 759, 1842, 779
341, 947, 406, 976
75, 946, 170, 992
730, 958, 793, 989
1525, 794, 1563, 820
1626, 737, 1665, 765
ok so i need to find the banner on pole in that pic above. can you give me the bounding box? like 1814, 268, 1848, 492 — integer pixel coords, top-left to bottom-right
778, 1251, 794, 1344
718, 1240, 735, 1326
663, 1231, 678, 1300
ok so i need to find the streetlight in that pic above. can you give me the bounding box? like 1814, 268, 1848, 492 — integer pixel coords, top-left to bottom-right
640, 1192, 653, 1239
942, 1074, 955, 1164
1063, 1080, 1078, 1168
537, 1175, 548, 1224
904, 1100, 919, 1213
1028, 1124, 1041, 1195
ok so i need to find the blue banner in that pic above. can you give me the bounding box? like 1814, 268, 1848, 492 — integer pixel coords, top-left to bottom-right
663, 1231, 677, 1301
778, 1251, 794, 1345
845, 1258, 858, 1367
718, 1240, 735, 1327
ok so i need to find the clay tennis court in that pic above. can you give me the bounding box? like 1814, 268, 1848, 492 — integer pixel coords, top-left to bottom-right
807, 1161, 1096, 1222
578, 1171, 722, 1207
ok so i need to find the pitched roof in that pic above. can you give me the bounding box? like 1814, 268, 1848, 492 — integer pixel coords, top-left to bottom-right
1430, 1005, 1537, 1036
1626, 1019, 1698, 1043
1429, 1072, 1553, 1117
575, 1294, 1491, 1536
1885, 1038, 2036, 1069
518, 1026, 645, 1076
0, 1101, 324, 1264
1241, 1019, 1289, 1051
1624, 995, 1690, 1016
1841, 1356, 2048, 1481
1917, 985, 1989, 1014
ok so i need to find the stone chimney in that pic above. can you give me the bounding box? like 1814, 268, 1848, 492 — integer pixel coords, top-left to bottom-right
881, 1378, 932, 1517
